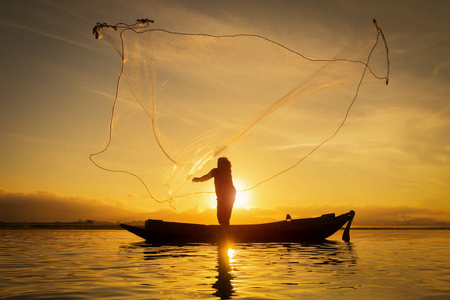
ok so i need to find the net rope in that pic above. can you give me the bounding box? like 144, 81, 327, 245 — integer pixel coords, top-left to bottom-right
91, 19, 390, 206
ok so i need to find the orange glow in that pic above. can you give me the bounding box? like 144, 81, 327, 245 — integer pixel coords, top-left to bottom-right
234, 179, 253, 209
1, 1, 448, 228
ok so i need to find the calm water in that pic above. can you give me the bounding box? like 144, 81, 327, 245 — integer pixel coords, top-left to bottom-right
1, 230, 449, 299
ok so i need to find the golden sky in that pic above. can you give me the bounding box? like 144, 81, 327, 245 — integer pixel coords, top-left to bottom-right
0, 0, 449, 224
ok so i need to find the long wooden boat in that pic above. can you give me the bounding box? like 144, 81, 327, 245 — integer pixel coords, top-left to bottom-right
120, 210, 355, 244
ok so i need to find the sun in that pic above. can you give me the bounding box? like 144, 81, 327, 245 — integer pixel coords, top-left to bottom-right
234, 179, 252, 209
207, 179, 252, 209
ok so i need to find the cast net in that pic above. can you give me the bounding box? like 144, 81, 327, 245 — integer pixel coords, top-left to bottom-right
91, 19, 389, 207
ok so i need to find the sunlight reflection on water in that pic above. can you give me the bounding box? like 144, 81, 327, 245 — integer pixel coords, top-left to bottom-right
0, 230, 449, 299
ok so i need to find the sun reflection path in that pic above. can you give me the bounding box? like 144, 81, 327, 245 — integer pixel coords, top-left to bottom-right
213, 244, 236, 299
227, 248, 236, 263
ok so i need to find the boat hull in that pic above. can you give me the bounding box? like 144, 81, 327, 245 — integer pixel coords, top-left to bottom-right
120, 210, 355, 244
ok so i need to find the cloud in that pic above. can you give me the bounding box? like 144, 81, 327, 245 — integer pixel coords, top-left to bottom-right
1, 188, 449, 225
0, 188, 138, 222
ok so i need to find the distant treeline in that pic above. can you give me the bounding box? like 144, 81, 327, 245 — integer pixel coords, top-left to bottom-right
1, 221, 449, 230
0, 220, 144, 230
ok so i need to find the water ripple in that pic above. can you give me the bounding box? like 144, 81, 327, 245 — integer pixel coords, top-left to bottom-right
0, 230, 449, 299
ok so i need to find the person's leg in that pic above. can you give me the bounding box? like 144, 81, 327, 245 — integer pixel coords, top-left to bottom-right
217, 194, 235, 225
217, 199, 229, 226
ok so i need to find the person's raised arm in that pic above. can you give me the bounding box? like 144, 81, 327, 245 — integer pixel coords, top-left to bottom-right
192, 170, 214, 182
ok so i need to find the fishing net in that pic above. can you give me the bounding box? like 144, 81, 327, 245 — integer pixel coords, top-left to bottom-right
91, 19, 389, 207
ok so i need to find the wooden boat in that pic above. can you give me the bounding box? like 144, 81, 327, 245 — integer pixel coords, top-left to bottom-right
120, 210, 355, 244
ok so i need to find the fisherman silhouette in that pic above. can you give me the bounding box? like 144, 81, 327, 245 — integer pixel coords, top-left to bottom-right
193, 157, 236, 226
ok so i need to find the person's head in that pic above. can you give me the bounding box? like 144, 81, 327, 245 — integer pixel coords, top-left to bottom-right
217, 157, 231, 169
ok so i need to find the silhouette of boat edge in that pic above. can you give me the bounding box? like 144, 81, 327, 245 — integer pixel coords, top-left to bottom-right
120, 210, 355, 243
